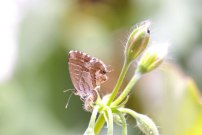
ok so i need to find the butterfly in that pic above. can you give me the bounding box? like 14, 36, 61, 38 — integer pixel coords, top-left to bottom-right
68, 50, 110, 111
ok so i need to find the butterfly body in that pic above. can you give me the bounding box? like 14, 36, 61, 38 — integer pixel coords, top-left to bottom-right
68, 50, 109, 111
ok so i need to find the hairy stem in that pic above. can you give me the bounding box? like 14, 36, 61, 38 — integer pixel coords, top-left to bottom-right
94, 60, 130, 135
112, 72, 141, 106
117, 111, 127, 135
106, 107, 113, 135
89, 106, 99, 128
94, 114, 105, 135
107, 60, 130, 105
118, 108, 138, 118
84, 106, 99, 135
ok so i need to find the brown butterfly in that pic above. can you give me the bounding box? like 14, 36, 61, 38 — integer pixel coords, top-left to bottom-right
68, 50, 109, 111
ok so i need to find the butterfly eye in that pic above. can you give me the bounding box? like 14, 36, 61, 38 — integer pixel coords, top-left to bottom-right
147, 28, 150, 34
100, 70, 106, 74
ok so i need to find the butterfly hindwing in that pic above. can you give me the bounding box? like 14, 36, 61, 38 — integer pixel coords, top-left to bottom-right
68, 50, 109, 111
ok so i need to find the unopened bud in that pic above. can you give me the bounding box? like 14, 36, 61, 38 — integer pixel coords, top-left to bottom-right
125, 20, 151, 63
136, 113, 159, 135
137, 42, 168, 74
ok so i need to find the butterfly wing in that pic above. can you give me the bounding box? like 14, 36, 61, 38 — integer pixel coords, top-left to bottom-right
68, 50, 109, 111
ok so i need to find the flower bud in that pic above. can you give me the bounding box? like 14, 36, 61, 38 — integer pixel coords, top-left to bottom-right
136, 113, 159, 135
125, 20, 151, 63
137, 42, 168, 74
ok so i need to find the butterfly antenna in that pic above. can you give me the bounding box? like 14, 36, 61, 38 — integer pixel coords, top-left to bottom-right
65, 92, 73, 109
63, 88, 74, 93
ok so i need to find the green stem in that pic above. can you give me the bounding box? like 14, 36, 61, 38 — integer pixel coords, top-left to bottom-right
118, 108, 138, 119
107, 60, 130, 105
89, 106, 99, 128
106, 107, 113, 135
84, 106, 99, 135
94, 114, 105, 135
94, 60, 131, 135
118, 108, 159, 135
112, 72, 141, 106
117, 111, 127, 135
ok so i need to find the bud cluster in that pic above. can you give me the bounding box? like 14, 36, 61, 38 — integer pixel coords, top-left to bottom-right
82, 20, 168, 135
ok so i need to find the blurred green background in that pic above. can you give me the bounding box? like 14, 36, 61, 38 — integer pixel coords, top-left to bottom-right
0, 0, 202, 135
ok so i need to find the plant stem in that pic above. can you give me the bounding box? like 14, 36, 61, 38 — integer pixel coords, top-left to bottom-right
118, 108, 159, 135
106, 107, 113, 135
107, 60, 130, 105
112, 72, 141, 106
89, 106, 99, 128
94, 60, 130, 135
117, 111, 127, 135
118, 108, 138, 119
84, 106, 99, 135
94, 114, 105, 135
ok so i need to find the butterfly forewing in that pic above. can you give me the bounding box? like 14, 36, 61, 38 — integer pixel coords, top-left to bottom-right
68, 50, 109, 111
